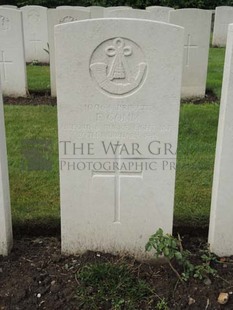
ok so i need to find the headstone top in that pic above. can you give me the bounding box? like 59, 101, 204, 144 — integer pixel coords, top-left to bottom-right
105, 9, 152, 20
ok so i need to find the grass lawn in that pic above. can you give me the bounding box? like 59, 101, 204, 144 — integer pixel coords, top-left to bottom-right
4, 104, 219, 230
175, 104, 219, 227
27, 64, 50, 94
206, 47, 225, 99
4, 105, 60, 231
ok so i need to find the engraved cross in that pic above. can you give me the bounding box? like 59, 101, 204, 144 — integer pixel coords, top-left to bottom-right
92, 145, 143, 223
184, 34, 198, 67
0, 50, 12, 81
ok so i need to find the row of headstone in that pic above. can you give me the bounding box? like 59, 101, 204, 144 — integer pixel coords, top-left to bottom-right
0, 6, 215, 99
1, 16, 233, 258
4, 4, 233, 48
33, 6, 212, 98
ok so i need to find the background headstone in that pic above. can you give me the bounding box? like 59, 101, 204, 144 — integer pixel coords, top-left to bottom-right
169, 9, 211, 98
0, 5, 17, 9
105, 6, 132, 11
89, 6, 104, 18
56, 6, 90, 12
208, 23, 233, 256
55, 19, 184, 257
105, 9, 152, 20
0, 8, 27, 96
48, 8, 90, 97
212, 6, 233, 47
146, 6, 174, 22
21, 6, 49, 64
0, 80, 13, 256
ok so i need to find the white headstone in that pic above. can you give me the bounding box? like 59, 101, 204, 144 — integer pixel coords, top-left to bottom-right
88, 6, 104, 18
0, 80, 13, 256
56, 6, 90, 12
105, 6, 132, 10
48, 8, 90, 97
0, 5, 17, 9
212, 6, 233, 47
0, 8, 27, 96
208, 23, 233, 256
21, 6, 49, 64
146, 6, 174, 22
55, 19, 184, 257
169, 9, 211, 99
105, 8, 152, 20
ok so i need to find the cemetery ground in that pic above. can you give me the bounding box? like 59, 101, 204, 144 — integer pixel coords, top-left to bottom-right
1, 47, 232, 309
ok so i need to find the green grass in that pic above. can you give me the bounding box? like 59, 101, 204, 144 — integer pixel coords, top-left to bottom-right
75, 263, 156, 309
206, 47, 225, 99
4, 104, 219, 229
27, 64, 50, 93
4, 105, 59, 229
174, 104, 219, 227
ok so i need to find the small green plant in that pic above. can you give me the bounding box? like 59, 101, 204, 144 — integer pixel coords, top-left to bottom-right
194, 250, 218, 280
146, 228, 217, 282
156, 298, 169, 310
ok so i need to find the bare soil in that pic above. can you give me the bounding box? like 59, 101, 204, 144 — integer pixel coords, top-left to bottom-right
1, 236, 233, 309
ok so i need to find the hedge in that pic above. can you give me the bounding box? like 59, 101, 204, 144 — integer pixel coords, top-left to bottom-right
2, 0, 233, 11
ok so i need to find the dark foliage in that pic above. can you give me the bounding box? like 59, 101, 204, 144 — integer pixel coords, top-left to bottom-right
1, 0, 233, 10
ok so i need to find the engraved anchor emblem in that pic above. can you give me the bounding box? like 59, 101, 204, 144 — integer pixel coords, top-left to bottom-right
90, 37, 147, 96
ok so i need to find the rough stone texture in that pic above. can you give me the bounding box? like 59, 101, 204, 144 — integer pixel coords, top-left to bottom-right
0, 8, 27, 96
55, 19, 184, 258
48, 8, 90, 97
21, 6, 49, 64
105, 8, 152, 19
208, 24, 233, 257
169, 9, 211, 98
0, 81, 13, 256
146, 6, 174, 22
212, 6, 233, 47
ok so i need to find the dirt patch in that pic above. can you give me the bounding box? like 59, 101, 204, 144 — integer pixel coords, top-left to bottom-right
3, 94, 56, 106
181, 89, 219, 104
1, 236, 233, 309
3, 89, 218, 107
